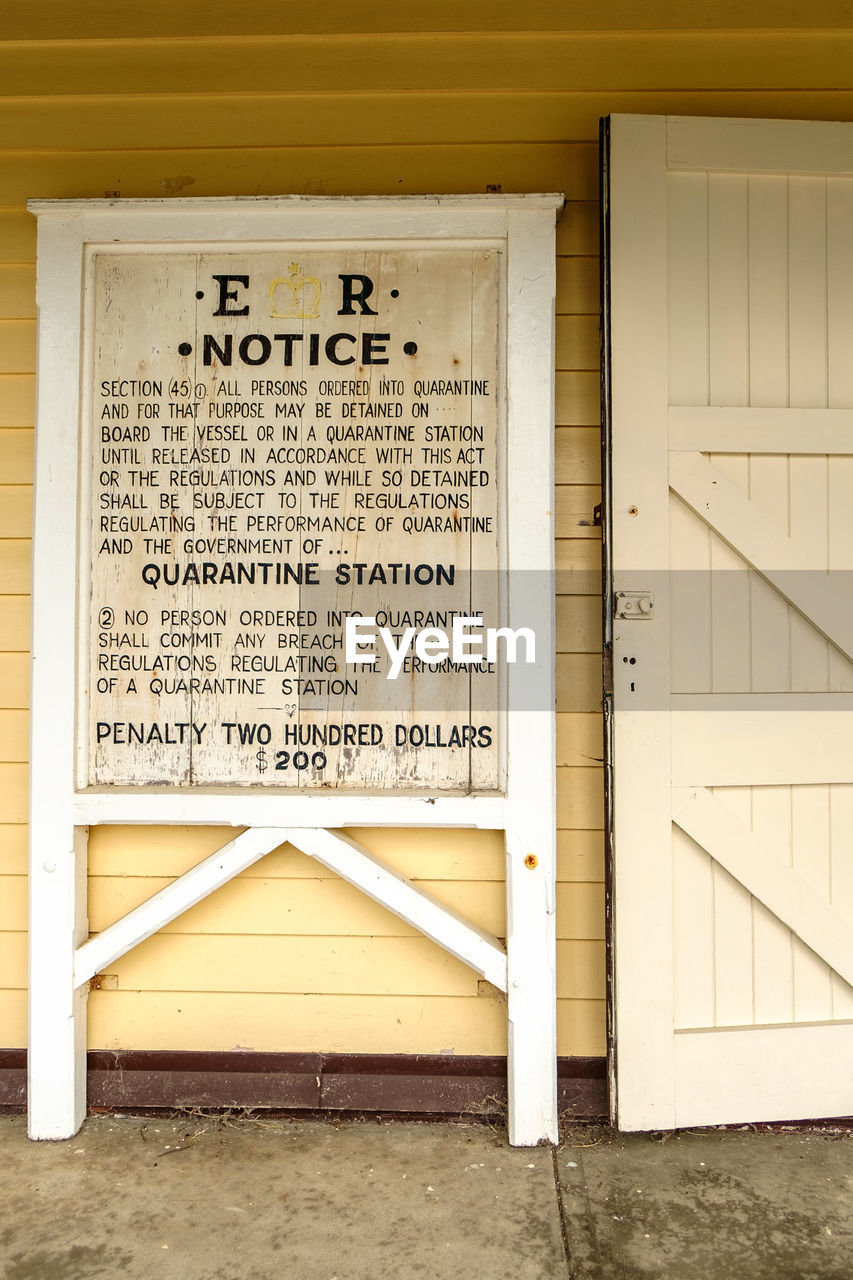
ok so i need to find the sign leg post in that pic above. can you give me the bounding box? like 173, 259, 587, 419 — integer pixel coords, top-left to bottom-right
505, 825, 559, 1146
28, 821, 88, 1139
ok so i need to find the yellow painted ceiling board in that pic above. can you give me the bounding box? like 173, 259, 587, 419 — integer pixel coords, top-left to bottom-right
556, 829, 605, 882
0, 875, 26, 928
0, 143, 595, 202
0, 931, 25, 987
556, 257, 599, 315
556, 997, 606, 1057
557, 884, 605, 940
556, 940, 607, 999
0, 271, 35, 322
555, 539, 602, 573
6, 91, 853, 153
87, 990, 509, 1055
0, 324, 34, 373
0, 989, 25, 1047
0, 764, 27, 823
0, 656, 28, 707
557, 596, 602, 654
0, 710, 27, 762
8, 0, 853, 40
88, 875, 507, 938
87, 825, 507, 881
0, 487, 31, 538
2, 33, 853, 97
557, 765, 605, 829
556, 317, 600, 373
556, 484, 601, 538
0, 825, 26, 874
556, 426, 601, 483
85, 875, 597, 939
556, 653, 602, 713
0, 596, 30, 650
104, 933, 482, 997
556, 715, 604, 771
0, 432, 32, 483
0, 378, 34, 431
0, 542, 31, 595
556, 372, 600, 426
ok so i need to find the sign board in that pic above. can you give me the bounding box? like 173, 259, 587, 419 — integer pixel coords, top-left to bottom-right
28, 196, 560, 1147
87, 246, 502, 790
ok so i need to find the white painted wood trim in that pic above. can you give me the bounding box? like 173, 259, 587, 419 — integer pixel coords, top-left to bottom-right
287, 828, 507, 991
670, 406, 853, 454
503, 207, 559, 1146
28, 213, 88, 1140
674, 787, 853, 989
73, 827, 291, 986
673, 1023, 853, 1129
667, 116, 853, 176
609, 114, 676, 1131
71, 793, 509, 828
672, 710, 853, 786
670, 451, 853, 662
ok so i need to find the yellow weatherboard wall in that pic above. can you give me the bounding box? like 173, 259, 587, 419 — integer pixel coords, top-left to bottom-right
3, 1, 853, 1061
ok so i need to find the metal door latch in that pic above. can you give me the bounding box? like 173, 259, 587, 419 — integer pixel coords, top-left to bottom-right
614, 590, 654, 619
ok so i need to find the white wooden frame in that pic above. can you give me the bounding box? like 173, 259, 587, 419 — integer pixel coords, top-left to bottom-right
27, 195, 561, 1145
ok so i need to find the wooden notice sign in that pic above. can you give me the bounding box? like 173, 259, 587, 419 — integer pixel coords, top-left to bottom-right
29, 197, 560, 1147
87, 247, 501, 790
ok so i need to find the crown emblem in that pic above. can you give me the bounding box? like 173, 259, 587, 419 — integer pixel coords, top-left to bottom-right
269, 263, 321, 319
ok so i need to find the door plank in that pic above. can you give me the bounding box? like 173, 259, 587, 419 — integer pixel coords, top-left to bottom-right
673, 787, 853, 990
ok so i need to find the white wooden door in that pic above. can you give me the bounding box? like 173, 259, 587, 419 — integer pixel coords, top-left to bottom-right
607, 116, 853, 1130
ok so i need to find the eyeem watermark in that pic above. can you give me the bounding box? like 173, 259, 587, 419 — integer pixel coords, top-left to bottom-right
345, 615, 536, 679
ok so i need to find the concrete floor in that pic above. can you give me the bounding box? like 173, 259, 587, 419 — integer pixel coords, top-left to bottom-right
0, 1114, 850, 1278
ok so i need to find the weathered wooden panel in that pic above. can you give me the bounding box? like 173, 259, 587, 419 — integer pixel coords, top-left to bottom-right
85, 246, 502, 791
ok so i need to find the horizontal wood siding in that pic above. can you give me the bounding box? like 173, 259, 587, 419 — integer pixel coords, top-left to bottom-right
3, 5, 850, 1062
